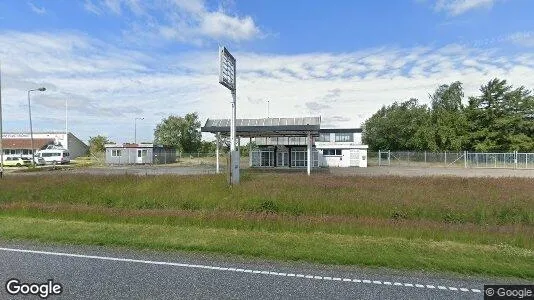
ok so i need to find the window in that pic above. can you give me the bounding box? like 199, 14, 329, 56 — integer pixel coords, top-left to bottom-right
317, 133, 330, 142
335, 133, 353, 142
323, 149, 342, 156
111, 149, 122, 157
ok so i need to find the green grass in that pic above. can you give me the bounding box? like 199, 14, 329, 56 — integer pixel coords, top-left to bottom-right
0, 216, 531, 278
0, 172, 533, 278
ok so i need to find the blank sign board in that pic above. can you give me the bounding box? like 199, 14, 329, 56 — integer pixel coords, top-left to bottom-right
219, 46, 236, 91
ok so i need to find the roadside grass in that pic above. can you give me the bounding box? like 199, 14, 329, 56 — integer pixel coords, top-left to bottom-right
0, 173, 533, 278
0, 216, 531, 279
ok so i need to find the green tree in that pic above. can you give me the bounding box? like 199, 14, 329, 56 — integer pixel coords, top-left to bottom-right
363, 98, 435, 151
154, 113, 202, 152
466, 78, 534, 151
430, 81, 469, 151
199, 140, 216, 153
88, 135, 111, 154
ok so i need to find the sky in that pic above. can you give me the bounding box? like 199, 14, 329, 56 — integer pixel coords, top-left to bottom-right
0, 0, 533, 144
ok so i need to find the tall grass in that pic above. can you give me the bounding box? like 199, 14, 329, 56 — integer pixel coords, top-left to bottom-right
1, 173, 533, 277
1, 173, 532, 226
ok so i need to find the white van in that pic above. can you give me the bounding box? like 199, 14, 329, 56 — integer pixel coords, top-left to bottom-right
37, 149, 70, 164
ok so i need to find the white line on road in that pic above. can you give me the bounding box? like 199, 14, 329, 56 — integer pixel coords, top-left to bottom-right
0, 247, 481, 294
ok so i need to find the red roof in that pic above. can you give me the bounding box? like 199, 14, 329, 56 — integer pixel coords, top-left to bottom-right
1, 138, 55, 150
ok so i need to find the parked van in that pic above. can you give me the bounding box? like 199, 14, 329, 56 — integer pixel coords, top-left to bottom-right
37, 149, 70, 164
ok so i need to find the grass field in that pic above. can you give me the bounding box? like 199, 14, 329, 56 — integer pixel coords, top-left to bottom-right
0, 172, 532, 279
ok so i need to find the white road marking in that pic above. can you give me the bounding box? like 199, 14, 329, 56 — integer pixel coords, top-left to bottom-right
0, 247, 480, 294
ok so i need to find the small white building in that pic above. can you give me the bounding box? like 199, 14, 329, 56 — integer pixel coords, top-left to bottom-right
1, 132, 88, 159
315, 129, 368, 168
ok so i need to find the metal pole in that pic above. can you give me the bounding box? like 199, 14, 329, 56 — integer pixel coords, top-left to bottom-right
267, 99, 270, 118
28, 90, 35, 167
0, 62, 3, 178
378, 150, 381, 166
464, 151, 467, 168
307, 132, 311, 175
230, 91, 236, 152
65, 97, 68, 136
134, 118, 137, 144
216, 132, 220, 174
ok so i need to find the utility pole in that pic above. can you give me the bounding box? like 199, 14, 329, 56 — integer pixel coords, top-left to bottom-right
0, 62, 4, 178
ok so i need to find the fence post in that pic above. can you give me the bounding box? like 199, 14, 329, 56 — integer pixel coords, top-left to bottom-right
514, 151, 518, 169
388, 150, 391, 165
378, 150, 381, 166
424, 151, 427, 165
444, 151, 447, 167
464, 151, 467, 168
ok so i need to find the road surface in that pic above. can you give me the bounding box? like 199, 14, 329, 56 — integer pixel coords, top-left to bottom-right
1, 240, 526, 299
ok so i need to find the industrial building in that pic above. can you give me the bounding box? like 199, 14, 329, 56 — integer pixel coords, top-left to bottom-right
201, 117, 368, 169
104, 143, 176, 165
1, 132, 88, 159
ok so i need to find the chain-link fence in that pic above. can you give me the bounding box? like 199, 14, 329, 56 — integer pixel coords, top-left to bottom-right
374, 150, 534, 169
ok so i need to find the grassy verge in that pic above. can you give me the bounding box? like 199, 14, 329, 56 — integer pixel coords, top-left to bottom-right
1, 216, 532, 278
0, 173, 533, 278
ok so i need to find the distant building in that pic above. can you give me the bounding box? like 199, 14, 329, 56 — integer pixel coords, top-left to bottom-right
1, 132, 88, 159
201, 117, 368, 168
104, 143, 176, 165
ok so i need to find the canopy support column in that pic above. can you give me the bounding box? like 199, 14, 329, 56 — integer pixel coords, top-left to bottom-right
307, 132, 311, 176
216, 132, 220, 174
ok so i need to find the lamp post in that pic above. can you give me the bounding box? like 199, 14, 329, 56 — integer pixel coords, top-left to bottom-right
134, 117, 144, 144
0, 62, 4, 178
28, 87, 46, 166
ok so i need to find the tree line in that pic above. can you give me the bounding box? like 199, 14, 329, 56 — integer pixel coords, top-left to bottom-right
89, 112, 253, 155
362, 78, 534, 152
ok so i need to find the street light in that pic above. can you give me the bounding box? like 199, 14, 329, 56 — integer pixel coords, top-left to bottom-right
134, 117, 144, 144
28, 87, 46, 166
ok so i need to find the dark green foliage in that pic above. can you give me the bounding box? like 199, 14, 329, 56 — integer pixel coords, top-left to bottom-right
363, 78, 534, 151
363, 99, 435, 151
88, 135, 111, 154
466, 79, 534, 152
154, 113, 202, 152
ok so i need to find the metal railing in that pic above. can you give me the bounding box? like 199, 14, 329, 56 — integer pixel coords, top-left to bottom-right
375, 150, 534, 169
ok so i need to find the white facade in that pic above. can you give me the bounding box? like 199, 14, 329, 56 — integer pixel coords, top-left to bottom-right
315, 132, 368, 168
253, 130, 368, 168
2, 132, 88, 159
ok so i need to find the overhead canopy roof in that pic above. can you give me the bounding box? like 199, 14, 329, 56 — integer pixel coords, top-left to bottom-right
201, 117, 321, 137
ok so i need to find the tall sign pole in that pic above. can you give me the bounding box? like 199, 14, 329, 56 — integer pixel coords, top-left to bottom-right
0, 62, 4, 178
219, 46, 239, 184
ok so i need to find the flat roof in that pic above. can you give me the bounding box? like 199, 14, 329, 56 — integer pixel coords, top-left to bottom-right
202, 117, 321, 137
319, 128, 362, 133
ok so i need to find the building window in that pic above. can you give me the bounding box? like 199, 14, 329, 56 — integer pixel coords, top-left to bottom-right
323, 149, 342, 156
111, 149, 122, 157
335, 133, 353, 142
317, 133, 330, 142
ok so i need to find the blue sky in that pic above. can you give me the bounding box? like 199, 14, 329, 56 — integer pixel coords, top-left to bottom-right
1, 0, 533, 143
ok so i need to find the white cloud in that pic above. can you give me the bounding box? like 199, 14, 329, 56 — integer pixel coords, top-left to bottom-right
28, 2, 46, 15
83, 0, 102, 15
2, 31, 534, 143
508, 31, 534, 47
433, 0, 499, 15
83, 0, 262, 44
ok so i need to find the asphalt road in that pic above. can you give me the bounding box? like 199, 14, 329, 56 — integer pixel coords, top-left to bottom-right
1, 241, 528, 299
